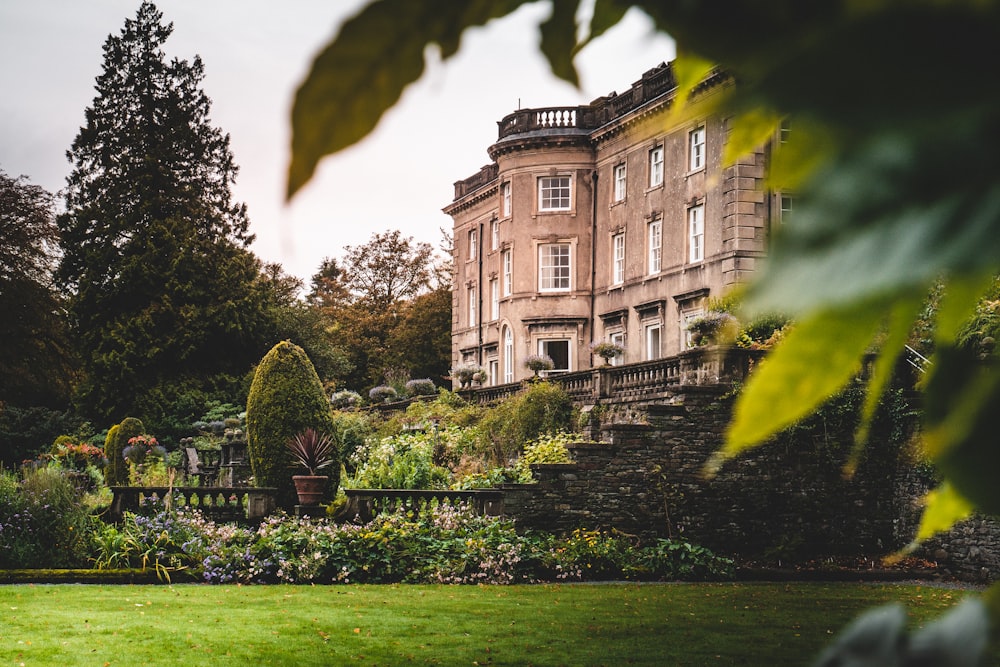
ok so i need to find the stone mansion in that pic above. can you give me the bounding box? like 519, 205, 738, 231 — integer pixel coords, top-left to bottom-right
445, 61, 782, 386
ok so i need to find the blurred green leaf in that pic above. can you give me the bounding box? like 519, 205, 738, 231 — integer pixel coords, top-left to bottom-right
923, 345, 1000, 514
576, 0, 629, 52
288, 0, 531, 199
934, 275, 997, 345
721, 108, 782, 168
540, 0, 580, 86
709, 300, 884, 473
913, 482, 974, 544
847, 295, 922, 475
747, 124, 1000, 317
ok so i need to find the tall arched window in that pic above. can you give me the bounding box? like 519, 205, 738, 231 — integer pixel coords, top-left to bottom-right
503, 326, 514, 383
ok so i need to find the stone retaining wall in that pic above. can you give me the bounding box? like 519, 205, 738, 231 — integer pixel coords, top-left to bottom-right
501, 384, 1000, 581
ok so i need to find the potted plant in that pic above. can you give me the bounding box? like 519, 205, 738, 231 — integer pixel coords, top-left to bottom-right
524, 353, 555, 377
285, 428, 336, 506
451, 363, 486, 389
590, 341, 624, 365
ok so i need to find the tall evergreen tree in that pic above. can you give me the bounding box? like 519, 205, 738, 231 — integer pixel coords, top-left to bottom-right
56, 2, 269, 428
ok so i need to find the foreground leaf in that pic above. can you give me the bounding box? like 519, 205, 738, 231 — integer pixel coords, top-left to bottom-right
540, 0, 581, 86
912, 482, 974, 546
923, 345, 1000, 514
709, 301, 884, 473
847, 294, 923, 475
288, 0, 531, 199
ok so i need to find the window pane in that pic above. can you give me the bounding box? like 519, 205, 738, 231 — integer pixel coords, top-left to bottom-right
539, 176, 571, 210
613, 233, 625, 284
648, 220, 661, 274
540, 339, 570, 372
688, 205, 704, 263
645, 325, 661, 360
539, 244, 571, 291
689, 127, 705, 171
649, 147, 663, 187
502, 250, 512, 296
613, 164, 626, 201
503, 327, 514, 383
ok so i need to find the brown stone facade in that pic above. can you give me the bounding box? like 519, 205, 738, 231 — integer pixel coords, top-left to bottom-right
444, 62, 777, 387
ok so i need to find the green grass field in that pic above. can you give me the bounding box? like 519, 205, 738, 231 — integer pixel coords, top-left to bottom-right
0, 582, 977, 666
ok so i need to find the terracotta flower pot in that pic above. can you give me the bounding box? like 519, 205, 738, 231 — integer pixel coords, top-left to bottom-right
292, 475, 328, 506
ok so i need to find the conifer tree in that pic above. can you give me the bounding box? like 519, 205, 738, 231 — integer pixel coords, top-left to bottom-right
56, 2, 269, 427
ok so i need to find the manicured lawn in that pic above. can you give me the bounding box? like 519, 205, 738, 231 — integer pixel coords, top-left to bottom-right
0, 582, 977, 666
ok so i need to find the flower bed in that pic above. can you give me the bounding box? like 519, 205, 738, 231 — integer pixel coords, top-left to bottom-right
91, 504, 735, 585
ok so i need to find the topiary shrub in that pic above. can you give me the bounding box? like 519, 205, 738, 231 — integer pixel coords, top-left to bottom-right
330, 390, 362, 410
104, 418, 144, 486
404, 378, 437, 397
369, 385, 398, 403
245, 341, 339, 508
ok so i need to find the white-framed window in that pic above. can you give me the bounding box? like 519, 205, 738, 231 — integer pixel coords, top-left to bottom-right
649, 146, 664, 187
490, 279, 499, 321
609, 331, 625, 366
780, 195, 793, 223
491, 219, 499, 250
467, 285, 477, 325
503, 326, 514, 383
612, 233, 625, 285
502, 181, 512, 217
644, 323, 661, 360
682, 309, 705, 349
502, 249, 512, 296
689, 126, 706, 171
688, 204, 704, 263
488, 359, 499, 386
539, 243, 571, 291
613, 163, 627, 202
647, 219, 662, 275
538, 175, 571, 211
539, 339, 571, 373
780, 119, 791, 144
468, 229, 477, 260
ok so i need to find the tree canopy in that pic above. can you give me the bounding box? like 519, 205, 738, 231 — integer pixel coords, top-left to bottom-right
308, 230, 449, 391
0, 170, 76, 407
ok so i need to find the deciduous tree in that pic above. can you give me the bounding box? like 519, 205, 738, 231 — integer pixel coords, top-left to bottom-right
0, 170, 76, 407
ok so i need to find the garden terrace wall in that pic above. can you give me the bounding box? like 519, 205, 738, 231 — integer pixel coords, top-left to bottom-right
503, 386, 921, 565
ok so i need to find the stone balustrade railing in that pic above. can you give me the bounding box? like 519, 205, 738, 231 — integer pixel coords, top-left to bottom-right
341, 488, 505, 524
463, 346, 765, 405
109, 486, 277, 523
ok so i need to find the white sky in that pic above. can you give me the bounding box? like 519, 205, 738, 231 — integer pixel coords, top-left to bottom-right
0, 1, 674, 284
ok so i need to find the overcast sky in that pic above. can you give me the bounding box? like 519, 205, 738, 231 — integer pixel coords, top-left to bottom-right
0, 1, 674, 283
